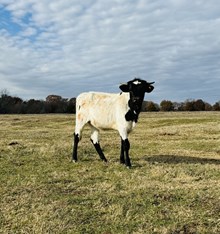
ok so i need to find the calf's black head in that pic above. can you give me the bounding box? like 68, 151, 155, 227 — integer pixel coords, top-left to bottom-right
119, 78, 155, 121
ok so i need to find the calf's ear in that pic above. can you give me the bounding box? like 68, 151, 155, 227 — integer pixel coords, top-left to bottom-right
145, 82, 155, 93
119, 83, 129, 92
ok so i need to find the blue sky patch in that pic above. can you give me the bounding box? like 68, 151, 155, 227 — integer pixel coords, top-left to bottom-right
0, 7, 21, 35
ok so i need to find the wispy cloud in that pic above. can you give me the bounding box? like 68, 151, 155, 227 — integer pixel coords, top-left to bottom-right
0, 0, 220, 103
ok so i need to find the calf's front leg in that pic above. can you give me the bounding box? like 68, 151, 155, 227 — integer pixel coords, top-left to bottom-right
123, 138, 131, 168
120, 137, 131, 168
120, 138, 125, 164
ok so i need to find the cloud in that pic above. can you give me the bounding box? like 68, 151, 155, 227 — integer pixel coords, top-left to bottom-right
0, 0, 220, 103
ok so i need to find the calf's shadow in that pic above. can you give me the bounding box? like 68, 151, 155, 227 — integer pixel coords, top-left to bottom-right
144, 154, 220, 165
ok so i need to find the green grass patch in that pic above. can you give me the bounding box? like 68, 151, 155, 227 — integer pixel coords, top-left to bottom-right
0, 112, 220, 233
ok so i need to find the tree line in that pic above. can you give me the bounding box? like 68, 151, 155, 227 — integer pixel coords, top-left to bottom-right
0, 91, 220, 114
0, 92, 76, 114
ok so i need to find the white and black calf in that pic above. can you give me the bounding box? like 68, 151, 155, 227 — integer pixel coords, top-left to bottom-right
72, 78, 154, 168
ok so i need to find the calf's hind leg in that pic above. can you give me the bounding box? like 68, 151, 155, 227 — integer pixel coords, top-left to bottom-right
90, 127, 107, 162
72, 115, 86, 162
72, 133, 79, 162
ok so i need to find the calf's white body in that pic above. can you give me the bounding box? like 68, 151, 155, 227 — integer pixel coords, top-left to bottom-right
75, 92, 135, 143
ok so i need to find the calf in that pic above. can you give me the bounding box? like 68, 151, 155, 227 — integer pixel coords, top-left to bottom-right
72, 78, 154, 168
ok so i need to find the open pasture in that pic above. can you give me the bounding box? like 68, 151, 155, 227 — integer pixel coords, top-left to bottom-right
0, 112, 220, 233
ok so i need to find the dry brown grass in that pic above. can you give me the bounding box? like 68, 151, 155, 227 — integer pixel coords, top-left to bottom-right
0, 112, 220, 233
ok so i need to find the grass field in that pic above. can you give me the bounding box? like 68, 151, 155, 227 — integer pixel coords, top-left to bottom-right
0, 112, 220, 233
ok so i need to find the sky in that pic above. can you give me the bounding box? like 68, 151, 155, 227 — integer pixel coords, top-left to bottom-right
0, 0, 220, 104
